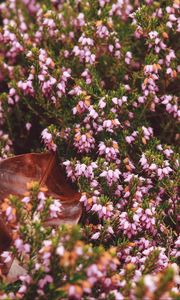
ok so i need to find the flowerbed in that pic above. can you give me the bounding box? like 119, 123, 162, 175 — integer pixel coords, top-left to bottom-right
0, 0, 179, 299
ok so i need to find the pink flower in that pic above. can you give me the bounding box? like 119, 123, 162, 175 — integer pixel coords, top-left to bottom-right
18, 285, 27, 294
100, 168, 121, 186
74, 128, 95, 153
41, 128, 57, 151
99, 97, 106, 109
1, 251, 12, 263
49, 200, 62, 218
38, 275, 53, 289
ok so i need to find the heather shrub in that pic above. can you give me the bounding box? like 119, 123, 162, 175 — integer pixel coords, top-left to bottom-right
0, 0, 179, 299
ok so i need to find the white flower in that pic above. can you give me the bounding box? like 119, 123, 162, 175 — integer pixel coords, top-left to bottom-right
91, 232, 100, 240
56, 245, 65, 256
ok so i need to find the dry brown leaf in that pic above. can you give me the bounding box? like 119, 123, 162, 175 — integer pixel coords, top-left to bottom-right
0, 218, 12, 252
0, 152, 82, 250
5, 259, 27, 284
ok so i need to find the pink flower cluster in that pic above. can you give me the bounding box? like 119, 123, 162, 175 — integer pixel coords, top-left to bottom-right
0, 0, 179, 298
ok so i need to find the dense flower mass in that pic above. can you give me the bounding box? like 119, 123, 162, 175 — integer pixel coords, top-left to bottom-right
0, 0, 179, 299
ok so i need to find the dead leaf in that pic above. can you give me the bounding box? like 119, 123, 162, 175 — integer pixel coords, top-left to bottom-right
0, 218, 12, 252
5, 259, 27, 284
0, 152, 82, 248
